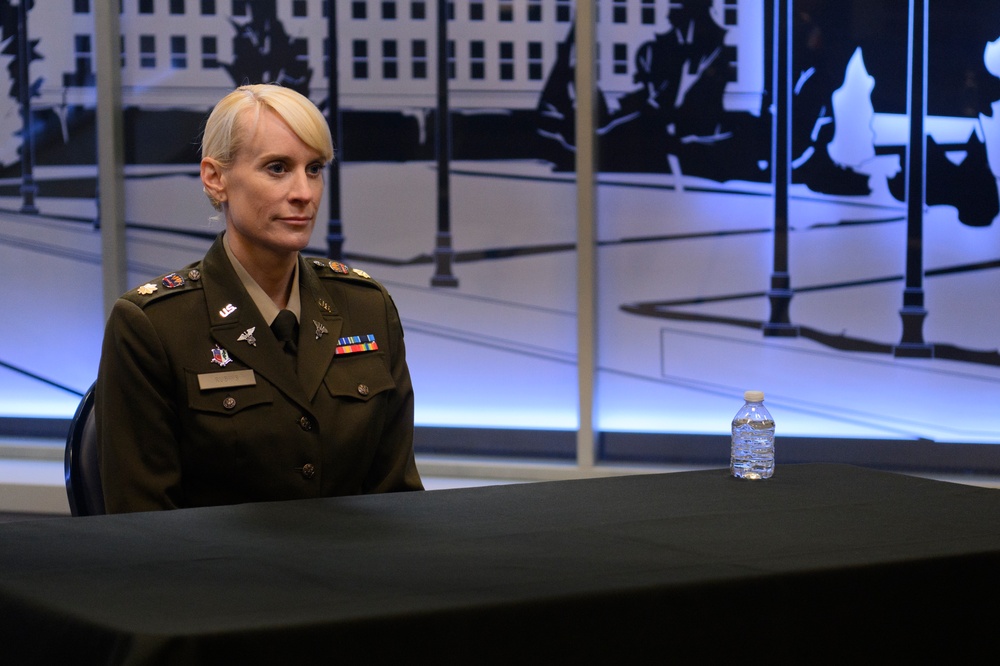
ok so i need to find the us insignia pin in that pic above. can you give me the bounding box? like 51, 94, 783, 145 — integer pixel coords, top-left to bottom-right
162, 273, 184, 289
219, 303, 237, 318
211, 345, 232, 367
238, 327, 257, 346
137, 283, 157, 295
314, 320, 328, 340
318, 299, 332, 313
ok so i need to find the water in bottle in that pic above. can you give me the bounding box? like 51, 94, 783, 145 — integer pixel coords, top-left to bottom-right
730, 390, 775, 480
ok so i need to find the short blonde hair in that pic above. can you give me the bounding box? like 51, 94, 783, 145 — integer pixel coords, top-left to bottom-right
201, 84, 334, 208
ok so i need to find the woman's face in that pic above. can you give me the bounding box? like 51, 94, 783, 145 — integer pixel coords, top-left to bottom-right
204, 108, 326, 262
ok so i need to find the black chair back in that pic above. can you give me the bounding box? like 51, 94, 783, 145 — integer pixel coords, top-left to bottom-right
64, 382, 106, 516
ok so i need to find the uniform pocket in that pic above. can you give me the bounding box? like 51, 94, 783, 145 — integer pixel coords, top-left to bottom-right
324, 352, 395, 402
185, 368, 274, 415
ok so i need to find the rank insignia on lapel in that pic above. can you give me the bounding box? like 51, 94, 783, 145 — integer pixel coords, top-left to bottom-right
314, 320, 328, 339
211, 345, 233, 367
137, 283, 157, 295
238, 327, 257, 346
219, 303, 237, 318
162, 273, 184, 289
335, 334, 378, 355
329, 261, 350, 274
352, 268, 371, 279
187, 269, 201, 281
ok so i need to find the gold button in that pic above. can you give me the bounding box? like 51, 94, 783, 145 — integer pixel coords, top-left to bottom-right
301, 463, 316, 479
223, 396, 236, 410
357, 384, 370, 396
298, 416, 313, 431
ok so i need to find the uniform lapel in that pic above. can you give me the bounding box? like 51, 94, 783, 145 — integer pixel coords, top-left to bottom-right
199, 237, 310, 409
297, 260, 343, 401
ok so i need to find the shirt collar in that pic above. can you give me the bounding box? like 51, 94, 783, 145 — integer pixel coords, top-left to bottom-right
222, 232, 301, 326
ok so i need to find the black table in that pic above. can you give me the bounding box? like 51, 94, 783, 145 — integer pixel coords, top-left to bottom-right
2, 464, 999, 664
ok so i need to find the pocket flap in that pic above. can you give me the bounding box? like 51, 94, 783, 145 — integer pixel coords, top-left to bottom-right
324, 353, 395, 402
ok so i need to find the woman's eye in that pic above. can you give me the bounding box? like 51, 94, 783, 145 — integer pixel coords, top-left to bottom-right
307, 164, 323, 176
266, 163, 286, 174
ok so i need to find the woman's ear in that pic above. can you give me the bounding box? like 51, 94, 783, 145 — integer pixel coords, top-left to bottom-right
200, 157, 227, 211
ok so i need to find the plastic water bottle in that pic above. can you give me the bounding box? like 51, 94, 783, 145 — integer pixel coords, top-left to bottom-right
730, 390, 775, 480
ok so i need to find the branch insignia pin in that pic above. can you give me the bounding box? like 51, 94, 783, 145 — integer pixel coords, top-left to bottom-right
238, 327, 257, 347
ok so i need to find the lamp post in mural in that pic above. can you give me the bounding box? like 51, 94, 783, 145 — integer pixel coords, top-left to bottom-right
764, 0, 797, 337
895, 0, 933, 357
326, 0, 343, 260
15, 0, 38, 214
431, 0, 458, 287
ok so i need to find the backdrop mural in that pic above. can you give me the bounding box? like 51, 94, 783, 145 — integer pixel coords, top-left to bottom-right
0, 1, 997, 466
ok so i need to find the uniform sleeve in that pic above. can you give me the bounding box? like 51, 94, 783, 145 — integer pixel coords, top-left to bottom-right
96, 298, 184, 512
361, 287, 423, 494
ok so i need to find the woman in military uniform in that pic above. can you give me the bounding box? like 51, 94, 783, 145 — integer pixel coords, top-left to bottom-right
96, 84, 423, 513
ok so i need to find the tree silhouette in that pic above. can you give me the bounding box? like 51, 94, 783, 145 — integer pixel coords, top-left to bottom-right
0, 0, 42, 104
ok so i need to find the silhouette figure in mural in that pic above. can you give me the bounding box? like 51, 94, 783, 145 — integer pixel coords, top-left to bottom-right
222, 0, 312, 96
791, 0, 999, 226
536, 1, 767, 182
922, 13, 1000, 228
977, 35, 1000, 226
620, 0, 733, 175
535, 24, 588, 169
536, 0, 1000, 229
789, 1, 872, 196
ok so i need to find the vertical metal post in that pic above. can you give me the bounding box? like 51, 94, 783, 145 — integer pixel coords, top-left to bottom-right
895, 0, 933, 357
764, 0, 798, 337
431, 0, 458, 287
16, 0, 37, 214
575, 2, 598, 469
95, 0, 127, 317
326, 0, 344, 260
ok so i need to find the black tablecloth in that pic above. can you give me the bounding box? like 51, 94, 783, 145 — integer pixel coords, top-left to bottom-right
2, 464, 999, 664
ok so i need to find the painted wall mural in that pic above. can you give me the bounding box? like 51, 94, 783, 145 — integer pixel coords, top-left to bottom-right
0, 1, 997, 463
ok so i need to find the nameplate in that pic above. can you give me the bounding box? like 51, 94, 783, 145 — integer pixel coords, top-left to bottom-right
198, 369, 256, 391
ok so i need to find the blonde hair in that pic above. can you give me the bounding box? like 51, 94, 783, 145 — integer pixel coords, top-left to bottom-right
201, 84, 334, 209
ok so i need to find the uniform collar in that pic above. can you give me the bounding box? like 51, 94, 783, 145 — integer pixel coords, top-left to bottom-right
222, 231, 301, 325
200, 234, 344, 405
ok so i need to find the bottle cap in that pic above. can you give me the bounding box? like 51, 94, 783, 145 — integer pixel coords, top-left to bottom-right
743, 390, 764, 402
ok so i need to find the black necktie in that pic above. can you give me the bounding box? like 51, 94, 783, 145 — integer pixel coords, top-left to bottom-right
271, 310, 299, 363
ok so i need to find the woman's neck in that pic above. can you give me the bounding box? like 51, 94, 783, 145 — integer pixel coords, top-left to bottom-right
226, 234, 297, 309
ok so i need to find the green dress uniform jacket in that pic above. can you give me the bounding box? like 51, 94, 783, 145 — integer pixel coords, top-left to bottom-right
96, 234, 422, 513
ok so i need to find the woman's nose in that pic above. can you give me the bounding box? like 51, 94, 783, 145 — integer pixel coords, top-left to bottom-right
288, 170, 316, 202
